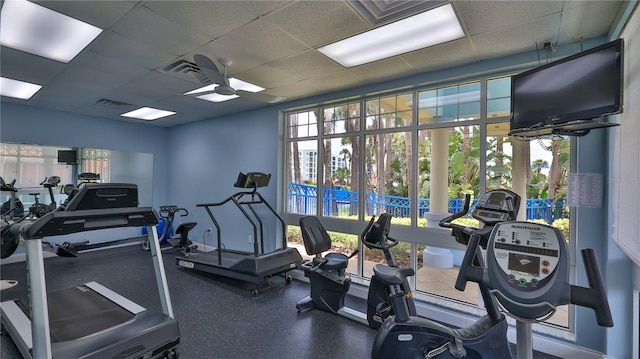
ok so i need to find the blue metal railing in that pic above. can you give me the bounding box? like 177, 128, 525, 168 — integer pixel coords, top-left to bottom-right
287, 182, 568, 223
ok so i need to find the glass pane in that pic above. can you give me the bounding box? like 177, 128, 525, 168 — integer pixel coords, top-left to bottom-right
526, 138, 571, 237
459, 82, 481, 101
418, 90, 437, 124
323, 102, 360, 134
417, 125, 481, 228
415, 247, 481, 305
487, 98, 511, 118
486, 122, 512, 190
286, 140, 318, 215
397, 93, 413, 112
287, 225, 359, 276
366, 114, 380, 130
366, 93, 413, 129
418, 107, 437, 125
437, 104, 458, 122
364, 131, 412, 223
287, 110, 318, 139
487, 77, 511, 99
322, 137, 360, 219
459, 102, 480, 120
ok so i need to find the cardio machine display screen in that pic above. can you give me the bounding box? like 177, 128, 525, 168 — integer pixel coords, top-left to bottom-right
507, 253, 540, 276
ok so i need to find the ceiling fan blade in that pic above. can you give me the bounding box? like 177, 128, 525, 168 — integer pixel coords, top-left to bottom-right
236, 90, 286, 104
193, 54, 229, 86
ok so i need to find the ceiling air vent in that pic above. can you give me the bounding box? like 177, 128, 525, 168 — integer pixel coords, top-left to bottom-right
95, 98, 135, 109
348, 0, 446, 26
161, 59, 209, 84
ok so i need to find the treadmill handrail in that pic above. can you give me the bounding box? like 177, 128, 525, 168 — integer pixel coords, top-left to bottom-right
17, 207, 159, 239
196, 188, 259, 208
197, 189, 289, 254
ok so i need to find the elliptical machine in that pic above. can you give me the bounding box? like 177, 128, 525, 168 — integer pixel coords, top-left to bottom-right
296, 213, 416, 329
371, 189, 521, 359
456, 220, 613, 359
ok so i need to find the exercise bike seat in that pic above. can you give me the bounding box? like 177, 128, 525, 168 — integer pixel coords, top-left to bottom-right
300, 216, 349, 271
175, 222, 197, 244
373, 264, 415, 285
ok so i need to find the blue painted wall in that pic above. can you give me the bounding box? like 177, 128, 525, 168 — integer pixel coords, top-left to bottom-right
1, 103, 170, 241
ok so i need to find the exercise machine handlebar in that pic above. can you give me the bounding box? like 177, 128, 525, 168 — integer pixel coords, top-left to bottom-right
571, 249, 614, 327
439, 193, 471, 229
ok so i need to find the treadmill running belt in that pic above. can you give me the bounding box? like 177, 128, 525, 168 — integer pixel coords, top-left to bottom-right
17, 284, 135, 343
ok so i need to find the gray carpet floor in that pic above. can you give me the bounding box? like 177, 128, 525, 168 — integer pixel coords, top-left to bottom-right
1, 244, 561, 358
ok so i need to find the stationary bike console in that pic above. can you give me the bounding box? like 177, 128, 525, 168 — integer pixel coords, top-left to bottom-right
458, 221, 613, 326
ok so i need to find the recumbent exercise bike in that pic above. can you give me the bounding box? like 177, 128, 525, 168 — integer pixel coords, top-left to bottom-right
296, 213, 416, 329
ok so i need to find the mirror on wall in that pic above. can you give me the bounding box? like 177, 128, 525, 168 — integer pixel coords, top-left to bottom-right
0, 142, 153, 214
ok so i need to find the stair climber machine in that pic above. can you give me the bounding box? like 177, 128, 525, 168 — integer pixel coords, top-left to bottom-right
371, 189, 521, 359
176, 172, 302, 296
0, 183, 180, 359
296, 213, 416, 329
455, 221, 613, 359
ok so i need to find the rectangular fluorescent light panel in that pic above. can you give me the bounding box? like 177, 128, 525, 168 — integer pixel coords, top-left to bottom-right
0, 77, 43, 100
185, 78, 265, 103
0, 0, 102, 63
318, 4, 464, 67
121, 107, 176, 121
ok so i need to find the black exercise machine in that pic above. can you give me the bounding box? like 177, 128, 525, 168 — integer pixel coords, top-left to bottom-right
176, 172, 302, 295
371, 189, 520, 359
296, 213, 417, 329
0, 183, 180, 359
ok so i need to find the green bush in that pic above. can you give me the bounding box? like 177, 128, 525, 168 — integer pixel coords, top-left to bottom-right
288, 215, 572, 266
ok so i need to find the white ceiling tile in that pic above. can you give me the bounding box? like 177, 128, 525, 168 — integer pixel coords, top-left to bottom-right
269, 50, 344, 80
0, 47, 67, 85
90, 32, 178, 69
143, 1, 258, 39
557, 2, 623, 44
402, 38, 478, 72
236, 64, 300, 89
470, 14, 562, 59
262, 81, 321, 99
201, 18, 308, 73
33, 1, 138, 29
112, 7, 212, 56
348, 57, 414, 83
454, 1, 564, 36
307, 70, 363, 93
265, 1, 370, 47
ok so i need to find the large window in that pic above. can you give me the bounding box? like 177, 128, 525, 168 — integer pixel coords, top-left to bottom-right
284, 76, 571, 329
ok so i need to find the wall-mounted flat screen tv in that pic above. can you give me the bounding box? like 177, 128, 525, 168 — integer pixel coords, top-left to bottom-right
510, 39, 623, 135
57, 149, 77, 165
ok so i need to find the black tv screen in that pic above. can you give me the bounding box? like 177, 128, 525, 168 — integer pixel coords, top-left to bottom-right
510, 39, 623, 132
57, 149, 77, 165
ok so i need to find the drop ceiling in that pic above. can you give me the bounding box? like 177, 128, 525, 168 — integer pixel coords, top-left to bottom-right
0, 0, 630, 127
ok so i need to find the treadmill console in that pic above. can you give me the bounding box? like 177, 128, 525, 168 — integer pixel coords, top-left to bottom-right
472, 190, 520, 225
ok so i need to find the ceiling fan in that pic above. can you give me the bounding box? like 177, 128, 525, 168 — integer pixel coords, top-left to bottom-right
190, 54, 286, 104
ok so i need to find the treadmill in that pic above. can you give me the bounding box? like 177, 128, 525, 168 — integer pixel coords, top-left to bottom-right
176, 172, 302, 295
0, 183, 180, 359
